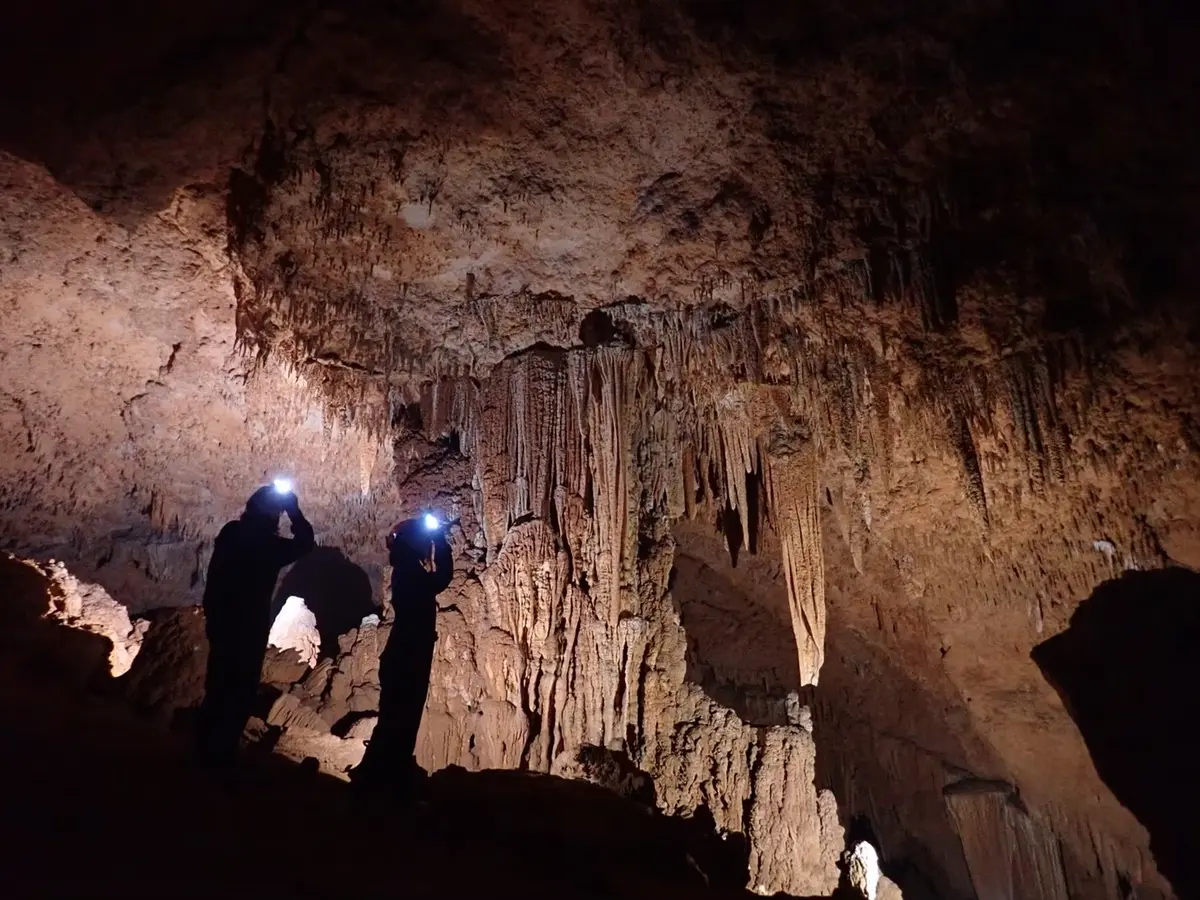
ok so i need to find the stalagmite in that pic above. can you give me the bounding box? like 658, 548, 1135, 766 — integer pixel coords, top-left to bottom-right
268, 596, 321, 668
746, 727, 843, 896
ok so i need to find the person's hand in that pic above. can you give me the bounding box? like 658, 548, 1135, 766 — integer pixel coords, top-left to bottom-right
281, 492, 301, 516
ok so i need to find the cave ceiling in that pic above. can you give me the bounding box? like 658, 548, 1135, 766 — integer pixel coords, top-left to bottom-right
7, 0, 1198, 408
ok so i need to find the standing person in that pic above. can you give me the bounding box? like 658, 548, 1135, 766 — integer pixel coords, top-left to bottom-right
196, 482, 315, 769
351, 514, 453, 805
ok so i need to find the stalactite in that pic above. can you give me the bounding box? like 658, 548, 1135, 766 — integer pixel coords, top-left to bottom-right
953, 410, 990, 526
388, 340, 843, 895
764, 430, 826, 687
946, 789, 1074, 900
705, 394, 758, 547
747, 729, 843, 896
276, 286, 1136, 898
583, 349, 640, 624
1004, 351, 1071, 494
501, 351, 569, 525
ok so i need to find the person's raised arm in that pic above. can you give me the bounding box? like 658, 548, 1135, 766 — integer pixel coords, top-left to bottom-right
427, 532, 454, 594
276, 494, 316, 566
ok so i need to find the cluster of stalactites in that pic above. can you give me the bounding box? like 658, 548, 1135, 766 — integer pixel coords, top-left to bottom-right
393, 293, 1094, 692
677, 398, 827, 687
420, 345, 830, 687
423, 348, 641, 623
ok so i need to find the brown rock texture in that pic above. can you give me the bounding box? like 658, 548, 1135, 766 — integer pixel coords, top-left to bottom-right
35, 556, 147, 676
121, 606, 209, 724
0, 553, 120, 689
3, 0, 1200, 897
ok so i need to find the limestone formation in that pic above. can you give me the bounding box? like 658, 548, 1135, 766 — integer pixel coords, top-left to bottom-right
2, 1, 1199, 898
0, 554, 147, 677
843, 841, 904, 900
267, 595, 321, 669
39, 559, 148, 677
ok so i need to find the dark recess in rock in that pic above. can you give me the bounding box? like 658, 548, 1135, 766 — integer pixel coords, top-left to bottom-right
1034, 568, 1200, 900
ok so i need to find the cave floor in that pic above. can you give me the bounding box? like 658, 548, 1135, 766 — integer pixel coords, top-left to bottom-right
0, 662, 768, 899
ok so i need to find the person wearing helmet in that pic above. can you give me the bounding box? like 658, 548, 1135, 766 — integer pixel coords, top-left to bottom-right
196, 483, 315, 769
351, 513, 453, 804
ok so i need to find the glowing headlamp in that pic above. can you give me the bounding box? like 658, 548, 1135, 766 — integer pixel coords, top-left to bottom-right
273, 478, 294, 495
422, 513, 441, 532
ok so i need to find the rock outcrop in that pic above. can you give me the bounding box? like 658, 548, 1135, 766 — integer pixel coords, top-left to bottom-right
121, 606, 209, 724
843, 841, 904, 900
39, 558, 148, 676
267, 595, 321, 668
0, 553, 147, 677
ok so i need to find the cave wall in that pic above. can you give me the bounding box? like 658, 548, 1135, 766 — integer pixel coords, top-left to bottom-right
1033, 570, 1200, 900
387, 316, 1194, 898
398, 350, 846, 895
0, 152, 401, 612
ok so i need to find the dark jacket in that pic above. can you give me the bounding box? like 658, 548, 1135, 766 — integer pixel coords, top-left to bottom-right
389, 534, 453, 612
203, 514, 315, 640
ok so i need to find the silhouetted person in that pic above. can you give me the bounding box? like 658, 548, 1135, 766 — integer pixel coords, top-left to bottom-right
351, 516, 453, 804
196, 485, 315, 768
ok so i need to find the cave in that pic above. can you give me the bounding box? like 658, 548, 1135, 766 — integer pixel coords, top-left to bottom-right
2, 1, 1199, 897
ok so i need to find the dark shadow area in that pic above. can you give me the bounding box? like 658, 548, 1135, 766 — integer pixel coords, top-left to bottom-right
743, 470, 762, 555
1033, 567, 1200, 900
844, 814, 881, 850
669, 523, 800, 727
0, 553, 115, 692
561, 743, 751, 891
0, 599, 769, 898
273, 546, 378, 659
0, 0, 513, 225
579, 308, 621, 347
799, 620, 980, 900
573, 744, 659, 807
0, 0, 286, 222
685, 804, 753, 891
118, 606, 209, 727
717, 504, 744, 565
